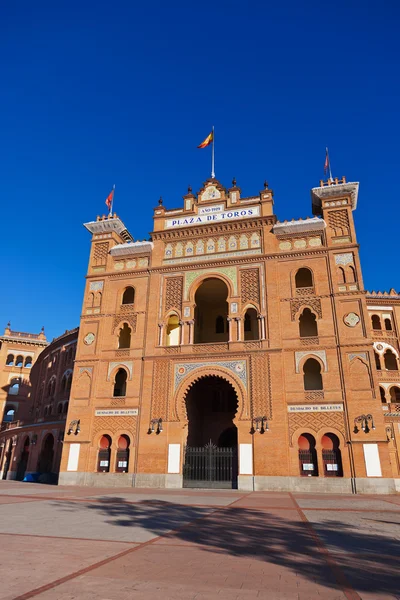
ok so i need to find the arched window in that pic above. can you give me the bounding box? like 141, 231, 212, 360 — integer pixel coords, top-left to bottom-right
347, 266, 356, 283
298, 433, 318, 476
61, 375, 67, 392
384, 349, 398, 371
97, 435, 112, 472
215, 315, 225, 334
338, 267, 346, 284
9, 378, 20, 396
385, 318, 393, 331
321, 433, 343, 477
371, 315, 381, 330
194, 278, 229, 344
244, 308, 259, 341
113, 369, 127, 397
379, 387, 387, 403
116, 435, 130, 472
299, 308, 318, 338
122, 287, 135, 305
166, 315, 180, 346
295, 268, 313, 289
57, 403, 63, 414
118, 323, 131, 349
303, 358, 323, 390
15, 356, 24, 367
63, 401, 69, 414
48, 405, 52, 416
24, 356, 32, 368
374, 352, 381, 370
390, 386, 400, 402
66, 374, 72, 393
3, 407, 15, 422
44, 407, 48, 417
6, 354, 14, 366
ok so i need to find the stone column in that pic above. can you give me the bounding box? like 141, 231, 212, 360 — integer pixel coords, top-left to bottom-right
258, 315, 266, 340
188, 320, 195, 345
179, 321, 184, 345
235, 317, 242, 341
227, 317, 233, 342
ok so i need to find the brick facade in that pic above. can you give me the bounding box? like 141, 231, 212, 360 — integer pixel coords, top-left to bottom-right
49, 177, 400, 492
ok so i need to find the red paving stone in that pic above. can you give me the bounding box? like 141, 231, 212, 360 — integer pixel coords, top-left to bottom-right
0, 482, 399, 600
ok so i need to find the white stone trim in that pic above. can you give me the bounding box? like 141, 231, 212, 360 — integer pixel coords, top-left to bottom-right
107, 361, 133, 381
373, 342, 399, 357
367, 306, 393, 311
295, 350, 327, 373
273, 217, 325, 235
111, 241, 153, 257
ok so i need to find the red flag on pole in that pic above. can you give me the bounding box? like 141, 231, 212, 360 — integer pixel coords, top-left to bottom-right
324, 148, 329, 175
105, 189, 114, 212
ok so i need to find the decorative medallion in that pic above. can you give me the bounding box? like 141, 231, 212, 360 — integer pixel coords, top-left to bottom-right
201, 185, 221, 201
84, 332, 95, 345
376, 343, 384, 351
344, 312, 360, 327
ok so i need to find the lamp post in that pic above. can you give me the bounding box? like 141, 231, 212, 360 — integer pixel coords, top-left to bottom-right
67, 419, 80, 435
149, 418, 163, 435
353, 414, 375, 434
252, 416, 269, 434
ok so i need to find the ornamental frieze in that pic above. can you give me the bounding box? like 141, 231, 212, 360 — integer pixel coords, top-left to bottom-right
174, 360, 247, 391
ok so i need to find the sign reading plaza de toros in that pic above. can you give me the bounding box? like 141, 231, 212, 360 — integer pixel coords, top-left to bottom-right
165, 205, 260, 229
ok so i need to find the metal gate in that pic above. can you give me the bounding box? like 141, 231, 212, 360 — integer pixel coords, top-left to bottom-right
183, 442, 238, 489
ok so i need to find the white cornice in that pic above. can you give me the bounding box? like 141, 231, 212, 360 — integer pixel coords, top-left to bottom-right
84, 217, 129, 237
311, 182, 359, 211
110, 241, 154, 257
273, 217, 325, 236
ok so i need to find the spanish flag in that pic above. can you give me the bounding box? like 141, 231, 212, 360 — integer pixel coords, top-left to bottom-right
105, 188, 114, 211
197, 131, 213, 149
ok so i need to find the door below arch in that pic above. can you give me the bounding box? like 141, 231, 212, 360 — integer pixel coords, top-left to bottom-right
182, 375, 238, 489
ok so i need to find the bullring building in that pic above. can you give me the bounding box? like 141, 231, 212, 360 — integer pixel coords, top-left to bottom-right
57, 176, 400, 493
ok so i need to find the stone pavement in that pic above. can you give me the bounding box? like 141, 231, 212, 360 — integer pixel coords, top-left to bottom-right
0, 482, 399, 600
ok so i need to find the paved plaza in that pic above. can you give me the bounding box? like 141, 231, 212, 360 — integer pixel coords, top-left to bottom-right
0, 482, 399, 600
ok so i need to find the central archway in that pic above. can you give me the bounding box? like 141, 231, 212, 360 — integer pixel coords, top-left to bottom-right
194, 278, 229, 343
183, 375, 238, 489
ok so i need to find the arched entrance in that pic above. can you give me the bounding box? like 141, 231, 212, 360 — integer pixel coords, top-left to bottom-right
16, 437, 30, 481
183, 375, 238, 489
37, 434, 54, 474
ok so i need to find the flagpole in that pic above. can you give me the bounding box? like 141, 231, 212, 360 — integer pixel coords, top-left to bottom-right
211, 126, 215, 179
326, 147, 333, 182
110, 184, 115, 214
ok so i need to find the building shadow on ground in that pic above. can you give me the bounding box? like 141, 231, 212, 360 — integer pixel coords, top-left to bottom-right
56, 497, 400, 597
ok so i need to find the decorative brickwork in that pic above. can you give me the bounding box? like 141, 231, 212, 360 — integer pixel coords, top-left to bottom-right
304, 391, 324, 401
328, 210, 350, 238
151, 360, 170, 421
113, 313, 137, 333
110, 398, 126, 406
92, 415, 137, 437
240, 268, 260, 305
165, 276, 183, 313
291, 297, 322, 321
249, 354, 272, 418
289, 411, 345, 445
92, 242, 109, 266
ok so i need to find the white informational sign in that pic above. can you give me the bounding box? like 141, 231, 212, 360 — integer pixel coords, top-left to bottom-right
165, 206, 260, 229
302, 464, 314, 471
326, 464, 338, 471
95, 409, 138, 417
67, 443, 80, 472
99, 461, 109, 467
118, 461, 128, 468
363, 443, 382, 477
168, 444, 181, 474
239, 444, 253, 475
288, 404, 343, 413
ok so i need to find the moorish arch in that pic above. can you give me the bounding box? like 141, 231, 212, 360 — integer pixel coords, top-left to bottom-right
173, 366, 247, 424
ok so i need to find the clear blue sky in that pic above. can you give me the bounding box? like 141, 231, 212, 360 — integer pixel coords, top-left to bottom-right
2, 1, 399, 341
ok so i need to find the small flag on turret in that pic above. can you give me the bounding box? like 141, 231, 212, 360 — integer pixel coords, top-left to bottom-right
324, 148, 330, 175
197, 131, 213, 149
105, 188, 114, 212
